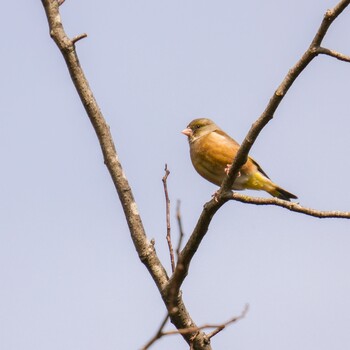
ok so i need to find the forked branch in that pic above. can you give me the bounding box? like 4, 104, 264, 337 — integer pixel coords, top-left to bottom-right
167, 0, 350, 306
41, 1, 350, 349
41, 1, 211, 349
222, 0, 350, 192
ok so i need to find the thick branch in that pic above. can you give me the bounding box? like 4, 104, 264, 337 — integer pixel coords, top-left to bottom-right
41, 0, 167, 291
41, 1, 210, 349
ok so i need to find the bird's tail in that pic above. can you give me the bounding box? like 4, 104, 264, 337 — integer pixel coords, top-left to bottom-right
246, 172, 297, 201
267, 185, 298, 201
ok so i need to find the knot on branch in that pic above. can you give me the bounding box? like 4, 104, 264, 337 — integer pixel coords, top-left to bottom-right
325, 9, 335, 19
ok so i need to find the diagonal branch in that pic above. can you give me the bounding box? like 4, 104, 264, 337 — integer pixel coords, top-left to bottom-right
167, 0, 350, 304
41, 0, 168, 292
41, 1, 211, 349
221, 0, 350, 193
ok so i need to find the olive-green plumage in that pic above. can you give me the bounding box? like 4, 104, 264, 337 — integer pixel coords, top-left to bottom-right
182, 118, 297, 201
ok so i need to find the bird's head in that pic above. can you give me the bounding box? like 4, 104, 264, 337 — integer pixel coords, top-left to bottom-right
182, 118, 219, 143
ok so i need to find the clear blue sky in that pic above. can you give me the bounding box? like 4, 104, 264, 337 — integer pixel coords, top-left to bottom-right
1, 1, 350, 349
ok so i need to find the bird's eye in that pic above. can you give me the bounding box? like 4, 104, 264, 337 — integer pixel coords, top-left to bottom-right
195, 125, 201, 129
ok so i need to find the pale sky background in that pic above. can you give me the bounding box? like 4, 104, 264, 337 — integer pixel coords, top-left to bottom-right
1, 1, 350, 349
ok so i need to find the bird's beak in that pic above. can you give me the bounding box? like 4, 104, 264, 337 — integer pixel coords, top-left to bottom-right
181, 128, 193, 137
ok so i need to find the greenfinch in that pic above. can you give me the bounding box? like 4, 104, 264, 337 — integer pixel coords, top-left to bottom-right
182, 118, 297, 201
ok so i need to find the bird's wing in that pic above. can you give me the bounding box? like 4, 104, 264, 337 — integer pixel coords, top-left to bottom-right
206, 129, 240, 165
214, 129, 240, 147
214, 129, 271, 179
250, 158, 270, 179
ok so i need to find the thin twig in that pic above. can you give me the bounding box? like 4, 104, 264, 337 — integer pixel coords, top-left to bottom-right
175, 200, 185, 259
141, 314, 170, 350
227, 192, 350, 219
163, 164, 175, 273
141, 305, 248, 348
72, 33, 88, 44
316, 46, 350, 62
161, 304, 249, 337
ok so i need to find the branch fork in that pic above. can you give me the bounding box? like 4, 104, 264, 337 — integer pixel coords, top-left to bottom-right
41, 1, 350, 349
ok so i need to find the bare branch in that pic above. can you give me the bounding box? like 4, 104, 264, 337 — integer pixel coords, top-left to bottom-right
221, 0, 350, 193
312, 2, 350, 47
141, 305, 248, 349
41, 2, 350, 349
160, 304, 249, 337
175, 200, 185, 259
316, 46, 350, 62
71, 33, 87, 44
41, 1, 210, 349
41, 0, 168, 291
167, 0, 350, 302
227, 193, 350, 219
162, 164, 175, 273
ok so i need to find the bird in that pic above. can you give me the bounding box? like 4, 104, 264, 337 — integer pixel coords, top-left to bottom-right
182, 118, 297, 201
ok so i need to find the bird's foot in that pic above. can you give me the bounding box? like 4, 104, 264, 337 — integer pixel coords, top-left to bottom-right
225, 164, 240, 177
212, 191, 220, 203
225, 164, 231, 175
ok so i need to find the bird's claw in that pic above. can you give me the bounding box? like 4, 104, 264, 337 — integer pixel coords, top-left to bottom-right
212, 191, 220, 203
225, 164, 231, 175
225, 164, 241, 177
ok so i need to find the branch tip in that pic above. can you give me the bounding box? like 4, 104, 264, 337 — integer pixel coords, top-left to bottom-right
162, 164, 175, 273
229, 192, 350, 219
317, 46, 350, 62
72, 33, 87, 44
